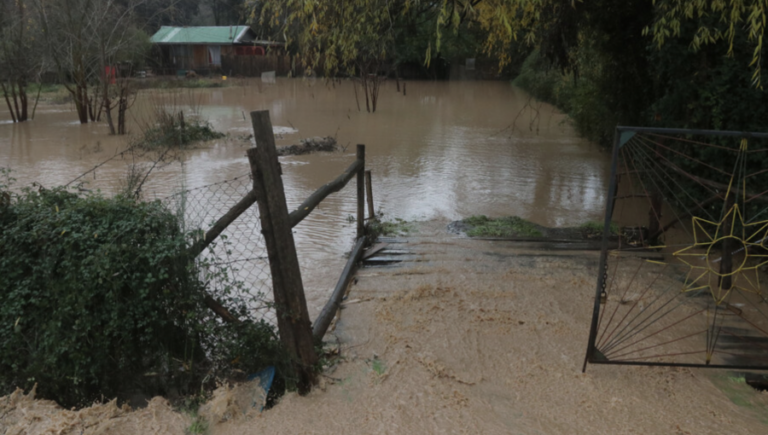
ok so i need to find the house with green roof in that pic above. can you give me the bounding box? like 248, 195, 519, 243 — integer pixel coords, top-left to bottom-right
149, 26, 283, 73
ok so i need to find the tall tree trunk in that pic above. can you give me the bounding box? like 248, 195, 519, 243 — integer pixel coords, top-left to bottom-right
9, 82, 21, 120
18, 79, 28, 122
1, 82, 18, 123
0, 81, 28, 122
103, 79, 116, 135
117, 86, 128, 135
74, 84, 89, 124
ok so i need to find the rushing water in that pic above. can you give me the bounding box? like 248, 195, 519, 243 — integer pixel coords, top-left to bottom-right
0, 78, 610, 314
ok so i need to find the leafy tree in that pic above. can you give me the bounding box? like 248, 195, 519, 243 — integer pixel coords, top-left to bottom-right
254, 0, 586, 110
646, 0, 768, 87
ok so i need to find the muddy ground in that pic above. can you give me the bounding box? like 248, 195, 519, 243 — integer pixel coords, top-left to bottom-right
2, 220, 767, 434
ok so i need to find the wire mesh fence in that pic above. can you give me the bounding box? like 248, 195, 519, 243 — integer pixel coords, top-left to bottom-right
162, 172, 276, 325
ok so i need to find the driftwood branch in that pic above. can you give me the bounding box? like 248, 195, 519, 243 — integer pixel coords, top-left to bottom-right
313, 237, 366, 339
288, 159, 363, 228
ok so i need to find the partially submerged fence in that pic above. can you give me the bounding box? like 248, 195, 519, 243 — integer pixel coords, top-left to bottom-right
184, 110, 373, 392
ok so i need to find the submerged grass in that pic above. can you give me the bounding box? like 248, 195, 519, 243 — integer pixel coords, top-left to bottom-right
463, 215, 542, 238
367, 218, 414, 239
25, 83, 72, 105
579, 220, 619, 235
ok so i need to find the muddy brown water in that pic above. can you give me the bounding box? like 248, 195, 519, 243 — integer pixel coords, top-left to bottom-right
0, 78, 610, 316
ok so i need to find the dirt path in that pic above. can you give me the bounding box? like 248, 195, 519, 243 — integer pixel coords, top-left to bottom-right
3, 220, 767, 434
215, 220, 768, 434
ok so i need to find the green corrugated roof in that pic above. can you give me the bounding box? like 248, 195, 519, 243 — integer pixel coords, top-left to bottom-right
150, 26, 250, 45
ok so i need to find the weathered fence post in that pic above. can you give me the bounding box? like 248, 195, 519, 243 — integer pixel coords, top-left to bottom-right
247, 110, 317, 393
365, 170, 375, 219
357, 144, 365, 238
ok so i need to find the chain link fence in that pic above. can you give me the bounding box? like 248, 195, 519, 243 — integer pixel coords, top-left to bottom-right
162, 172, 276, 325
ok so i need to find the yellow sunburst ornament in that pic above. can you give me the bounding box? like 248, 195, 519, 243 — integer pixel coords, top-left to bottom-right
673, 200, 768, 305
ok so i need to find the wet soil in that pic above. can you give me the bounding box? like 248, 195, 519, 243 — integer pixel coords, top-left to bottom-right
3, 220, 767, 434
214, 220, 768, 434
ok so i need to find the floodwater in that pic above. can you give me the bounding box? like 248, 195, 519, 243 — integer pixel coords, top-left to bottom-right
0, 78, 610, 315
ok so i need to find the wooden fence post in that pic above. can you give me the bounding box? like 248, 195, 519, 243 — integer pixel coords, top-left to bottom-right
357, 144, 365, 238
247, 110, 317, 394
365, 170, 375, 219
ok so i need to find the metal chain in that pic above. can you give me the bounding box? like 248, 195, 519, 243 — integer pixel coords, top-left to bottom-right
600, 260, 609, 304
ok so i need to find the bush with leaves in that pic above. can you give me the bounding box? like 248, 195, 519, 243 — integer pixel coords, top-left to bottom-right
0, 182, 281, 408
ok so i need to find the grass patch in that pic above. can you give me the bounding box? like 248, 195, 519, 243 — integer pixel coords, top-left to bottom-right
709, 374, 768, 425
27, 83, 65, 94
186, 414, 209, 434
367, 217, 414, 239
579, 220, 619, 235
371, 357, 386, 375
137, 78, 228, 90
463, 215, 542, 238
23, 83, 72, 104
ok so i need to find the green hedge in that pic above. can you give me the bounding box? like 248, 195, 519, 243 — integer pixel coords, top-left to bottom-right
0, 184, 281, 407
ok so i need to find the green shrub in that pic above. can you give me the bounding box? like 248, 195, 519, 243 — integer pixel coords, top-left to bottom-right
137, 110, 225, 150
513, 48, 617, 147
0, 184, 281, 407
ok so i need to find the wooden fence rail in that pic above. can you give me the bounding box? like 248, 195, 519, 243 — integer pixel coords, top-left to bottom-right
288, 158, 363, 228
189, 109, 374, 393
312, 237, 366, 338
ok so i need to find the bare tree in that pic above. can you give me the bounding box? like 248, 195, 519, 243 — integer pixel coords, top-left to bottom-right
0, 0, 44, 122
93, 2, 150, 134
34, 0, 149, 127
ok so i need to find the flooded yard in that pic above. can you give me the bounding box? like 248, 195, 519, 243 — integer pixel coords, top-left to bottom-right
0, 78, 609, 313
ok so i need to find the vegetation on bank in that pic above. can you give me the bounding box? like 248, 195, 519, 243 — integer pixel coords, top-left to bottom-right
511, 2, 768, 148
365, 217, 414, 245
463, 215, 543, 238
579, 221, 619, 237
368, 217, 414, 237
135, 78, 230, 90
0, 176, 284, 408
